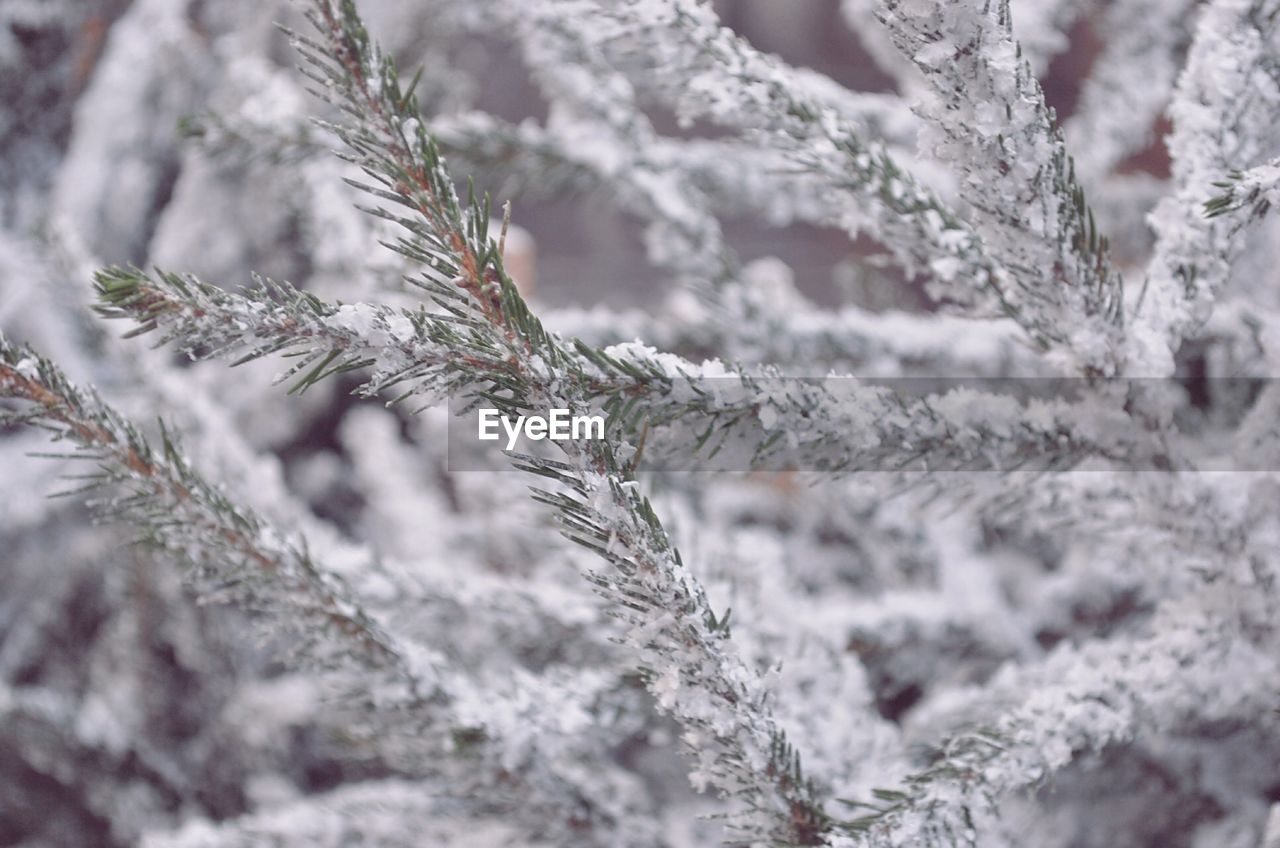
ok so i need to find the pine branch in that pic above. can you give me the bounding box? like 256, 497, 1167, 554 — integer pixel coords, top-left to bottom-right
176, 54, 1030, 379
0, 333, 672, 846
1133, 0, 1280, 375
92, 266, 489, 401
94, 193, 834, 846
180, 99, 855, 265
160, 1, 847, 841
587, 340, 1150, 472
83, 4, 1183, 837
859, 603, 1280, 846
593, 0, 921, 149
591, 0, 1018, 326
497, 1, 738, 289
94, 265, 1154, 474
876, 0, 1126, 377
0, 334, 420, 681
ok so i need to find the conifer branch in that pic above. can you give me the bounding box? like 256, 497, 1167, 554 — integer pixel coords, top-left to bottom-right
5, 0, 1279, 844
94, 265, 1154, 474
591, 0, 1015, 323
175, 48, 1032, 378
1133, 0, 1280, 375
0, 334, 419, 681
126, 1, 850, 841
876, 0, 1126, 376
86, 0, 1180, 829
497, 1, 738, 288
0, 333, 677, 846
860, 604, 1280, 846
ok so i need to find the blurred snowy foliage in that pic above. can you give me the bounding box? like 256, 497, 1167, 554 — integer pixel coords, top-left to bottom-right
2, 0, 1280, 846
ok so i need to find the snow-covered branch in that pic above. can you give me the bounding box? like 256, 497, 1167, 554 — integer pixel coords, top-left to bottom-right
876, 0, 1126, 375
583, 0, 1022, 325
7, 0, 1280, 843
162, 3, 849, 841
878, 602, 1280, 846
1132, 0, 1280, 375
0, 334, 419, 681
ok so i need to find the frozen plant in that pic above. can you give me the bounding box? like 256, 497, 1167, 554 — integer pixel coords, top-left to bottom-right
2, 0, 1280, 846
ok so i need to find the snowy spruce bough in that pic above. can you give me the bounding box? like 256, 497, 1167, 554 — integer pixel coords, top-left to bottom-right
3, 0, 1280, 845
